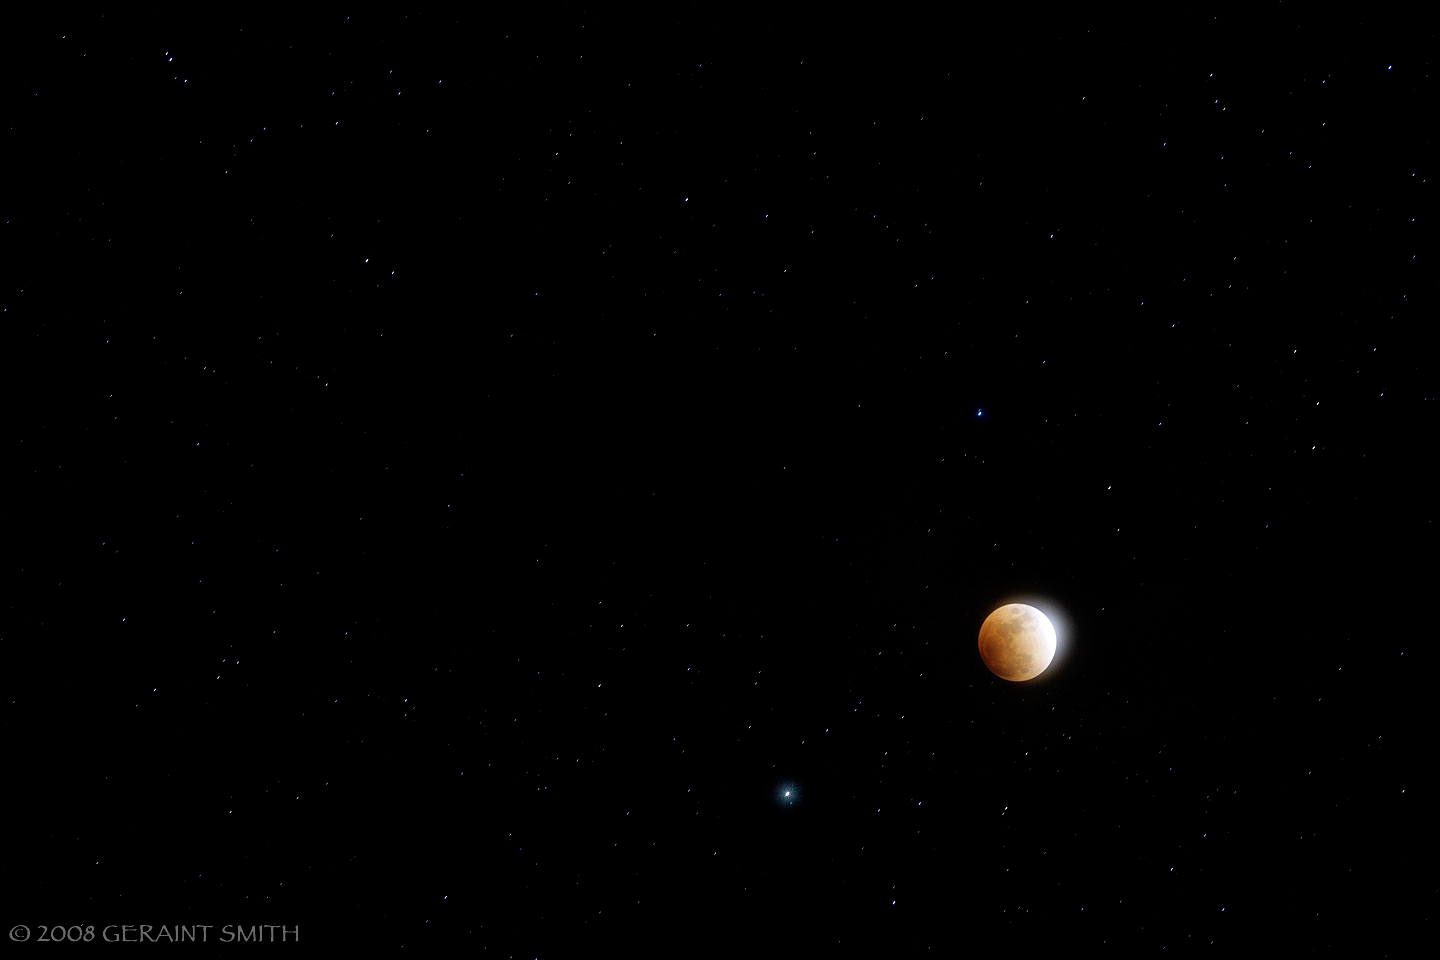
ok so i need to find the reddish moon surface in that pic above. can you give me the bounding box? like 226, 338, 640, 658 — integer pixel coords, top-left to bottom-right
978, 603, 1057, 681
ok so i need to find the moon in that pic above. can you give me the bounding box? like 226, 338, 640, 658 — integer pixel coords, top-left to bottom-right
978, 603, 1057, 681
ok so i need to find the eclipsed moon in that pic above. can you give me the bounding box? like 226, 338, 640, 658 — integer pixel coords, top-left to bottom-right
978, 603, 1057, 681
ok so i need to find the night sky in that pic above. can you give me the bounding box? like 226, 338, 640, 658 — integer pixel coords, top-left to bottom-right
8, 12, 1431, 954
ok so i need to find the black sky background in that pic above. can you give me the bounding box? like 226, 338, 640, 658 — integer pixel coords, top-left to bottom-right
5, 10, 1432, 953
